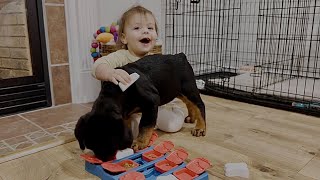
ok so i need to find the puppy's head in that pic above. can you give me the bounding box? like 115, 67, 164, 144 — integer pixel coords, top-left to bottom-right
74, 112, 133, 161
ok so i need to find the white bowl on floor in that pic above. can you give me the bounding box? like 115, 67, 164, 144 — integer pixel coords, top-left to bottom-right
156, 106, 185, 133
130, 105, 185, 138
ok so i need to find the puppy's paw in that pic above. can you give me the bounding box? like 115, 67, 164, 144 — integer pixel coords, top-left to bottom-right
191, 128, 206, 137
184, 116, 195, 123
131, 139, 149, 151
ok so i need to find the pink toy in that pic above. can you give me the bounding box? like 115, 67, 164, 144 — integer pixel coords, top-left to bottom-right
91, 42, 98, 48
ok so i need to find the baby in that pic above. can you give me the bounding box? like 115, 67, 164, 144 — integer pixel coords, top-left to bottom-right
92, 5, 185, 135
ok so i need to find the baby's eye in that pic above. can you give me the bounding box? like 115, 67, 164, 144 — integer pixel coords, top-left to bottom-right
134, 27, 140, 30
148, 27, 154, 30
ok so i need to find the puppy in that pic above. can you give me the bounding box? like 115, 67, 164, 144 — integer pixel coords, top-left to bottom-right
75, 53, 206, 161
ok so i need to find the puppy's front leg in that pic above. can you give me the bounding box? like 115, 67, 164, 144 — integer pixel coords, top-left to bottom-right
131, 105, 158, 151
131, 74, 160, 151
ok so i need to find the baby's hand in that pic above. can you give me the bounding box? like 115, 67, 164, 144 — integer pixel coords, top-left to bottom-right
108, 69, 131, 85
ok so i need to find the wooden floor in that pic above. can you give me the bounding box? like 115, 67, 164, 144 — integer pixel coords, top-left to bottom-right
0, 95, 320, 180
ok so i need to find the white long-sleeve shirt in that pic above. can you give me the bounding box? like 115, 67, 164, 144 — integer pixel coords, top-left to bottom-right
92, 49, 150, 78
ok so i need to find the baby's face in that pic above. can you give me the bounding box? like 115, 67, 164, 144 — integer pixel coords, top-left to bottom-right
122, 13, 158, 58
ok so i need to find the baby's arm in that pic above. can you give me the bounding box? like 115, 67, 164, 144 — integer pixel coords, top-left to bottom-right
95, 63, 130, 85
92, 52, 131, 85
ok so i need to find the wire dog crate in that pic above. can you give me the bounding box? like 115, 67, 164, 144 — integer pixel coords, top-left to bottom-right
164, 0, 320, 115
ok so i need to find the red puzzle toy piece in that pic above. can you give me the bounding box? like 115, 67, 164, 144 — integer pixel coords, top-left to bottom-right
147, 131, 159, 146
186, 158, 212, 174
173, 157, 212, 180
155, 148, 189, 173
80, 154, 103, 164
101, 162, 126, 173
120, 171, 145, 180
142, 141, 174, 162
117, 159, 140, 170
101, 159, 140, 173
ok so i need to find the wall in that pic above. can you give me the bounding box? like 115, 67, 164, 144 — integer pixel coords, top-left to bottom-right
44, 0, 71, 105
0, 0, 32, 79
66, 0, 162, 103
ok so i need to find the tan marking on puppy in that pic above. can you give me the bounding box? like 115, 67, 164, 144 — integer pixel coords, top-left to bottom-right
124, 108, 141, 130
125, 118, 131, 129
178, 95, 206, 136
124, 108, 141, 120
178, 96, 196, 123
131, 127, 154, 151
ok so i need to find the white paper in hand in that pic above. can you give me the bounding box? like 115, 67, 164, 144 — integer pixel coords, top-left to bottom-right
118, 73, 140, 92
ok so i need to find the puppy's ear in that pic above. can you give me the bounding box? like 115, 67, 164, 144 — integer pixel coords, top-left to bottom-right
74, 113, 90, 150
177, 52, 187, 60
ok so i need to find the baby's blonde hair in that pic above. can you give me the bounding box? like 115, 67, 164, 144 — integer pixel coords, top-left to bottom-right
117, 5, 158, 49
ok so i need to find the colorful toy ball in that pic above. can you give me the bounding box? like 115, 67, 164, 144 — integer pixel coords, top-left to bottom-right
90, 48, 96, 53
99, 26, 106, 33
110, 25, 116, 34
105, 26, 110, 33
91, 52, 100, 58
91, 42, 99, 48
113, 32, 118, 42
96, 30, 101, 35
93, 33, 98, 38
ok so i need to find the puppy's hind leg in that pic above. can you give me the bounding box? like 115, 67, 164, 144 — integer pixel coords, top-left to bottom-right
177, 96, 197, 124
179, 84, 206, 137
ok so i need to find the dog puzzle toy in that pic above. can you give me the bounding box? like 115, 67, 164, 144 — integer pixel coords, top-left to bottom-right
118, 72, 140, 92
80, 139, 212, 180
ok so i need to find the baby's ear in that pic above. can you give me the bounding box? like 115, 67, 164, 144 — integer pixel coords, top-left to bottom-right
120, 33, 127, 45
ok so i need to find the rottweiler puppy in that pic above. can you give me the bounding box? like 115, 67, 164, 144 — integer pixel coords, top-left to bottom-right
74, 53, 206, 161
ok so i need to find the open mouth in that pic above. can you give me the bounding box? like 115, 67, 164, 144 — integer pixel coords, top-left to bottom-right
139, 38, 151, 44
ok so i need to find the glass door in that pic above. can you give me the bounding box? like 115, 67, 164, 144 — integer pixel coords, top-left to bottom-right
0, 0, 51, 116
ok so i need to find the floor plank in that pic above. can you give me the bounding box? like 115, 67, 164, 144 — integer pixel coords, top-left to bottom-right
299, 156, 320, 179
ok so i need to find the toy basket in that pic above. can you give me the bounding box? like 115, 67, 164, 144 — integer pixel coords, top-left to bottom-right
101, 42, 162, 56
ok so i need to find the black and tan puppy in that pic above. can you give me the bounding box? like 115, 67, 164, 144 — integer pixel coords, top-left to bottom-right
75, 53, 206, 161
